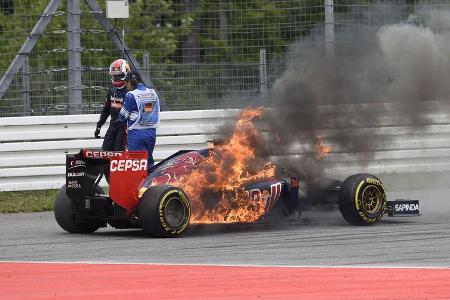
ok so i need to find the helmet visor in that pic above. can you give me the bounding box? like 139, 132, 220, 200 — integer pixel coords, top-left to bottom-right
111, 74, 127, 83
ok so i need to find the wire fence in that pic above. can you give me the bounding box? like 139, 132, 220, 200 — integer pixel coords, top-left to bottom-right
0, 0, 449, 117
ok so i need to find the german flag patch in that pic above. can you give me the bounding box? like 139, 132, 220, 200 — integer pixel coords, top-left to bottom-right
144, 102, 153, 112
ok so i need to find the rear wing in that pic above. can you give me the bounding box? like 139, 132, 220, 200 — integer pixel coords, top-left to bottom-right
66, 149, 148, 210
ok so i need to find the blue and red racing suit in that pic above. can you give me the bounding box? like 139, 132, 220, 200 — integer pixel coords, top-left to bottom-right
119, 82, 160, 167
97, 86, 128, 151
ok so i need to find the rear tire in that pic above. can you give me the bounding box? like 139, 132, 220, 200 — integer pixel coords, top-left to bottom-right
138, 185, 191, 237
54, 185, 102, 233
338, 173, 387, 225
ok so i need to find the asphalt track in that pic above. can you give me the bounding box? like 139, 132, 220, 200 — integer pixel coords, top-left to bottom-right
1, 172, 450, 298
1, 209, 450, 266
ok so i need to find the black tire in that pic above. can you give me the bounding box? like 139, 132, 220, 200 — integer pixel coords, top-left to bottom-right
338, 173, 387, 226
54, 185, 102, 233
138, 185, 191, 238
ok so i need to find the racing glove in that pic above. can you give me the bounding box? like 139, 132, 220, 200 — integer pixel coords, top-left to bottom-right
94, 127, 101, 138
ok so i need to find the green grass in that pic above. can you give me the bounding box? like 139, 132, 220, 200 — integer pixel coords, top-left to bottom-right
0, 190, 58, 213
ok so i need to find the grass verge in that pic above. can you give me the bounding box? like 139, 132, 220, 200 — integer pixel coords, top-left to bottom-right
0, 190, 57, 213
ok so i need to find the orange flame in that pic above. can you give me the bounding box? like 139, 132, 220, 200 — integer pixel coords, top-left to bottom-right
314, 136, 332, 159
173, 107, 276, 224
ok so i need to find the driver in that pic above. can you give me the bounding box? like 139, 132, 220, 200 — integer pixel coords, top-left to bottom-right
94, 59, 130, 151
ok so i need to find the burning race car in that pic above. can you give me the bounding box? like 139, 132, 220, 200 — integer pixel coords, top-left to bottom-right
55, 108, 420, 237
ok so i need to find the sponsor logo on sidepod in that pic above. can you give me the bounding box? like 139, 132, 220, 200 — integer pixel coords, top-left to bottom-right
247, 182, 282, 210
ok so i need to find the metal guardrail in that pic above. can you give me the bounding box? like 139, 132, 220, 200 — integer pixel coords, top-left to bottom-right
1, 104, 450, 191
0, 109, 237, 191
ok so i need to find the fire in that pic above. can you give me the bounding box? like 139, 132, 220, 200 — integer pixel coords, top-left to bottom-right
314, 136, 332, 159
173, 107, 276, 224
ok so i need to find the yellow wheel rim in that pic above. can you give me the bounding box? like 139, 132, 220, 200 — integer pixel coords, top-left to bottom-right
361, 185, 383, 214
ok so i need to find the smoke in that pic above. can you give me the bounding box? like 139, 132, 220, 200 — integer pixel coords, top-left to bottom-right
254, 5, 450, 187
379, 24, 450, 113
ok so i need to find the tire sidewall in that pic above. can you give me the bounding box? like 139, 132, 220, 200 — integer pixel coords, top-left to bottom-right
139, 185, 191, 237
339, 173, 387, 225
54, 185, 101, 233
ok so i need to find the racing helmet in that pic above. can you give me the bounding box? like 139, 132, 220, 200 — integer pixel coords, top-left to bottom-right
125, 70, 143, 86
109, 59, 130, 88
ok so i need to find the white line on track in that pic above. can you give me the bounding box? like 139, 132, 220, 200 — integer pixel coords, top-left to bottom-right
1, 260, 449, 269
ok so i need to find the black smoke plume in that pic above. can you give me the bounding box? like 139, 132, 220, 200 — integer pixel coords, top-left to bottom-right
253, 6, 450, 187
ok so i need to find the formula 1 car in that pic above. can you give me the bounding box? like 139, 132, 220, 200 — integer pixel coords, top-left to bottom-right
55, 148, 420, 237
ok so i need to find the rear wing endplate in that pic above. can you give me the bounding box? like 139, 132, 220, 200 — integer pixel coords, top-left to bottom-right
386, 199, 420, 217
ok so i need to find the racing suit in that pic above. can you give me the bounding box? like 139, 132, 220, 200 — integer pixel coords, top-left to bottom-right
96, 86, 128, 151
119, 82, 160, 167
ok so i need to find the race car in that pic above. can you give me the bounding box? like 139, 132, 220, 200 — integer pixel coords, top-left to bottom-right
55, 148, 420, 237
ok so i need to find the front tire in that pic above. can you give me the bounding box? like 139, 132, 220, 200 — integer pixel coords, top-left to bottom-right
54, 185, 102, 233
138, 185, 191, 237
339, 173, 387, 225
